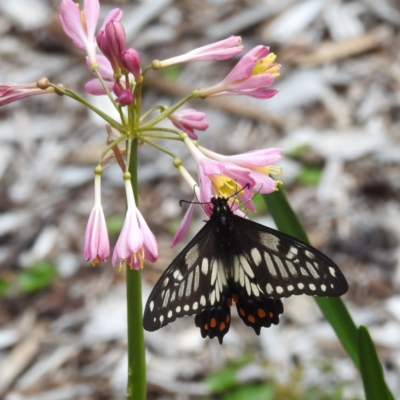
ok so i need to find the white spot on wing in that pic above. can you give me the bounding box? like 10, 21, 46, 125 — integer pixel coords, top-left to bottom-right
193, 302, 198, 310
201, 258, 209, 275
185, 244, 199, 265
329, 267, 336, 277
286, 261, 297, 276
305, 250, 314, 259
176, 306, 181, 313
178, 282, 185, 298
240, 255, 255, 278
233, 257, 240, 282
167, 310, 173, 318
260, 233, 280, 251
287, 246, 298, 259
321, 284, 326, 292
276, 286, 284, 294
200, 295, 206, 306
210, 290, 216, 305
250, 248, 262, 266
298, 283, 304, 289
251, 283, 260, 297
149, 301, 154, 311
211, 261, 218, 285
173, 270, 183, 281
245, 275, 251, 295
306, 262, 319, 279
264, 252, 277, 276
273, 255, 289, 278
162, 289, 170, 308
266, 283, 273, 294
184, 305, 190, 311
309, 283, 316, 291
185, 271, 194, 297
239, 265, 245, 286
300, 267, 309, 276
194, 265, 200, 291
288, 285, 294, 291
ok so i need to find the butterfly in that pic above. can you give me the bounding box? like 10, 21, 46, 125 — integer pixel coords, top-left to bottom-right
143, 195, 348, 343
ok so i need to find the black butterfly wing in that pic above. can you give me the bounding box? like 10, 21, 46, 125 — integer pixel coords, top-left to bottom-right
230, 215, 348, 300
143, 220, 230, 332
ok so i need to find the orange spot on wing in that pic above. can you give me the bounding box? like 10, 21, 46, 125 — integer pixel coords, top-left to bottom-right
239, 308, 245, 316
269, 312, 274, 318
220, 322, 226, 331
204, 323, 209, 330
226, 314, 230, 323
258, 308, 266, 318
227, 297, 232, 307
233, 294, 238, 303
210, 318, 217, 328
248, 315, 255, 323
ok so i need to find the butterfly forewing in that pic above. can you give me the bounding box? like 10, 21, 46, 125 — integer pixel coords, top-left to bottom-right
143, 221, 229, 332
231, 216, 348, 299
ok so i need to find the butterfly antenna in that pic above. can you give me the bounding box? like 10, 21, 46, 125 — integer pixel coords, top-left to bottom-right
237, 183, 264, 212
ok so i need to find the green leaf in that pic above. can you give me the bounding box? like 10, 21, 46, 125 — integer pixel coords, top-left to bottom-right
262, 188, 360, 369
263, 188, 395, 399
17, 260, 57, 293
205, 365, 238, 393
223, 384, 274, 400
161, 65, 182, 80
296, 166, 322, 185
358, 326, 394, 400
106, 215, 125, 237
205, 357, 252, 393
0, 278, 11, 296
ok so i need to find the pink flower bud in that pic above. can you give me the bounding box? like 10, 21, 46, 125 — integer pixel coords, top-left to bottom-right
105, 20, 126, 64
168, 108, 208, 139
121, 48, 141, 78
113, 82, 133, 106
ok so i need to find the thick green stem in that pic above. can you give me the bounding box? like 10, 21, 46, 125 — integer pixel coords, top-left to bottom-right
126, 139, 146, 400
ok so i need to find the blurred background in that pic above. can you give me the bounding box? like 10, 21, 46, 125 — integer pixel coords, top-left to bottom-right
1, 0, 400, 399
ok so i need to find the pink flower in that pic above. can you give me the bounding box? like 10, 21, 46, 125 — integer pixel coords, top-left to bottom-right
112, 179, 158, 269
183, 137, 224, 209
83, 174, 110, 265
197, 45, 280, 99
199, 146, 283, 195
171, 166, 201, 247
59, 0, 122, 66
153, 36, 243, 68
168, 109, 208, 139
0, 79, 55, 106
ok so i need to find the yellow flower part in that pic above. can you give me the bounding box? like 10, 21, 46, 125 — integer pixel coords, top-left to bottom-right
253, 164, 282, 177
252, 53, 280, 78
210, 175, 243, 198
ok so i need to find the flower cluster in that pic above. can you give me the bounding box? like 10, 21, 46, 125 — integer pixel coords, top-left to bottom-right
0, 0, 282, 271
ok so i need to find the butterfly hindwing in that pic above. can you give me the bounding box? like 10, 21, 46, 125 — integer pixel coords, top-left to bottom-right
231, 216, 348, 299
143, 221, 229, 332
